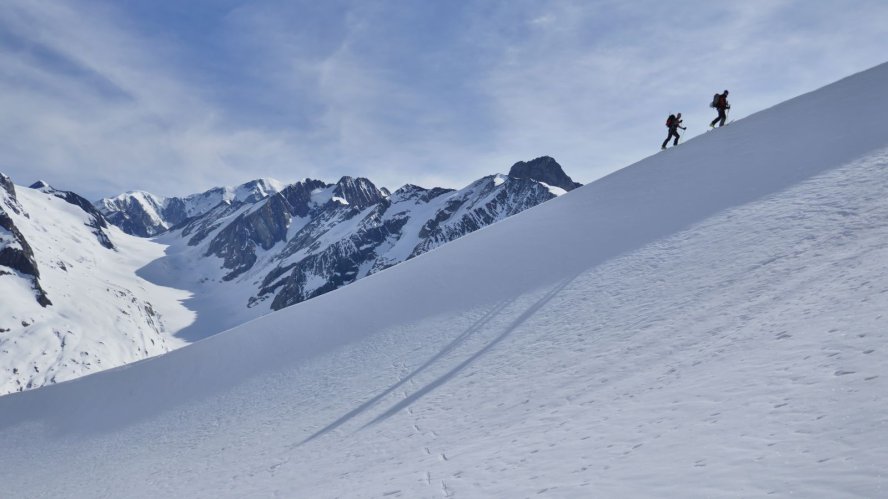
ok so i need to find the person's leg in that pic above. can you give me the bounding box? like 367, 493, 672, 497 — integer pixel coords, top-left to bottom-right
710, 115, 719, 127
673, 130, 680, 146
718, 109, 727, 126
663, 129, 679, 148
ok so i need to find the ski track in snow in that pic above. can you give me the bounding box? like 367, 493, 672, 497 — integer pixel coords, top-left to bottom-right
3, 63, 888, 497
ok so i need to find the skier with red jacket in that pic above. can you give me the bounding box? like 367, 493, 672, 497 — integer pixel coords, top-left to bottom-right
709, 90, 730, 128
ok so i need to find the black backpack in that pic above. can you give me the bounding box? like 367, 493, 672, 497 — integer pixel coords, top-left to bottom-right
666, 114, 676, 127
710, 93, 720, 108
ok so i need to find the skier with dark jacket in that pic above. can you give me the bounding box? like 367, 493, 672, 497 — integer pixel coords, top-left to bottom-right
709, 90, 730, 128
662, 113, 686, 149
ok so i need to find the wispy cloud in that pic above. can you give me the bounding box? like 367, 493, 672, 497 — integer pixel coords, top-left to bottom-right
0, 1, 302, 198
0, 1, 886, 199
470, 0, 888, 181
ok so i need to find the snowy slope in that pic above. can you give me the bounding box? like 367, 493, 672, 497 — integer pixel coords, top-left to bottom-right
3, 62, 888, 498
0, 186, 192, 394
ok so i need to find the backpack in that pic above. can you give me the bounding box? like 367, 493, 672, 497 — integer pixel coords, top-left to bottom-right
710, 93, 720, 108
666, 114, 676, 127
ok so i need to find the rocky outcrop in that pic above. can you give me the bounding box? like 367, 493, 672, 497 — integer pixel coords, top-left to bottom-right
280, 179, 328, 218
206, 193, 294, 281
508, 156, 581, 192
0, 174, 51, 307
331, 176, 387, 210
1, 173, 23, 215
389, 185, 454, 204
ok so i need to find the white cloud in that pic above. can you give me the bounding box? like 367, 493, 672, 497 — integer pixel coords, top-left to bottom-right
0, 0, 886, 200
467, 0, 888, 184
0, 1, 318, 199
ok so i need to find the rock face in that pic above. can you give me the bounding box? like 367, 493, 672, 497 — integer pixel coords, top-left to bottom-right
508, 156, 582, 192
0, 174, 51, 307
203, 180, 327, 281
95, 178, 285, 237
97, 191, 171, 237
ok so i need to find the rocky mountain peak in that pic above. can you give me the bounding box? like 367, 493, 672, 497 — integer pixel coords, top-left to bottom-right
508, 156, 582, 192
390, 184, 455, 204
332, 176, 386, 209
1, 173, 22, 215
235, 178, 285, 204
0, 173, 15, 196
0, 174, 51, 307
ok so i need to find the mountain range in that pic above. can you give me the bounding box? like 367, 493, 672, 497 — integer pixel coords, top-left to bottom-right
0, 156, 579, 392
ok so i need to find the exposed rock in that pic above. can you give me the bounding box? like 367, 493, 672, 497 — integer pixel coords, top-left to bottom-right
206, 193, 293, 281
1, 173, 16, 200
390, 184, 454, 204
331, 176, 387, 210
1, 173, 23, 215
0, 211, 51, 307
280, 179, 328, 218
508, 156, 582, 192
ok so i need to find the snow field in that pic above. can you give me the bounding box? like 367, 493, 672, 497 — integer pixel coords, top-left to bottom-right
0, 188, 191, 393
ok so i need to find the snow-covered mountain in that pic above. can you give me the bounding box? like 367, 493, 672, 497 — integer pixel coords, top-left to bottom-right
96, 178, 286, 236
2, 62, 887, 497
30, 180, 115, 250
0, 157, 577, 393
0, 174, 50, 308
0, 178, 191, 394
106, 156, 579, 339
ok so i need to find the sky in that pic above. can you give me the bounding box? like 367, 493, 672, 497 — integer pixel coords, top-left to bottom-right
1, 0, 887, 200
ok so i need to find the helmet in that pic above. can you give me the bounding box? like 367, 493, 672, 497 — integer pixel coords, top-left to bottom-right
724, 90, 729, 95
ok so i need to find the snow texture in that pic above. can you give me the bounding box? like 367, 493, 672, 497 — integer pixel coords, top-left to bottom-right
0, 187, 190, 394
2, 62, 888, 497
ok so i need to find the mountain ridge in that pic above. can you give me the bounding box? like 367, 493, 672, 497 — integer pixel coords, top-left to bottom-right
136, 157, 579, 340
0, 157, 578, 391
